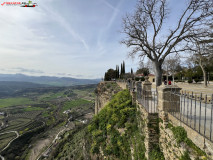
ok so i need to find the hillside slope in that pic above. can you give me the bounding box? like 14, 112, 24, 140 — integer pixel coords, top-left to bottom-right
88, 89, 146, 160
50, 83, 147, 160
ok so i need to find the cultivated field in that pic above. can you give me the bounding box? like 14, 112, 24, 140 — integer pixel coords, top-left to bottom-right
0, 84, 96, 160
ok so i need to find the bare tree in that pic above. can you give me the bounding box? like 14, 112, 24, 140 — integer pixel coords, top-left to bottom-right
185, 22, 213, 87
121, 0, 213, 86
187, 41, 213, 87
163, 55, 181, 84
138, 59, 154, 74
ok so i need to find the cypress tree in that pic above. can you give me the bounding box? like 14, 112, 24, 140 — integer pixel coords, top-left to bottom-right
115, 66, 117, 78
121, 63, 123, 76
123, 61, 125, 74
118, 66, 119, 79
104, 72, 106, 81
131, 68, 133, 75
116, 65, 118, 78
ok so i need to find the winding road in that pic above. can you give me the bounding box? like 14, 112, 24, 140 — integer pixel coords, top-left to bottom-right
0, 131, 20, 160
36, 128, 66, 160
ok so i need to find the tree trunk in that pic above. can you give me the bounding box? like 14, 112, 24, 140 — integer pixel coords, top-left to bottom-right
154, 61, 163, 87
172, 73, 175, 85
166, 66, 168, 85
203, 71, 207, 87
200, 64, 207, 87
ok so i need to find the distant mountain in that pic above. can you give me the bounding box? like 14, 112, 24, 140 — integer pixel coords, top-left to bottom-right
0, 74, 100, 86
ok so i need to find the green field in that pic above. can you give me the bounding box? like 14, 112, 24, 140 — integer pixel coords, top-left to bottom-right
62, 99, 92, 111
38, 91, 66, 101
0, 98, 35, 108
73, 88, 94, 96
24, 106, 44, 112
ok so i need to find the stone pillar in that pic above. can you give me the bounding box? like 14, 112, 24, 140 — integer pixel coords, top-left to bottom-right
132, 91, 136, 105
135, 81, 142, 102
158, 85, 181, 126
126, 82, 129, 89
136, 81, 142, 90
142, 76, 152, 98
132, 80, 136, 92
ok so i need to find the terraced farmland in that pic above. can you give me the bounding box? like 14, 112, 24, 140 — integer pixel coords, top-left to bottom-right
0, 84, 96, 160
0, 118, 32, 133
0, 132, 17, 150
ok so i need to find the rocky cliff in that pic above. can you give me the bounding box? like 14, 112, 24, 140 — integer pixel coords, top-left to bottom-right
95, 81, 122, 114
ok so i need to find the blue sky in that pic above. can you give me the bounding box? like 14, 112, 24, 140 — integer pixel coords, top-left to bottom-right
0, 0, 187, 79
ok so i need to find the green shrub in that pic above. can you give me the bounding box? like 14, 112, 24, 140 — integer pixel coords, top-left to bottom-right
135, 77, 145, 81
194, 78, 199, 83
179, 151, 191, 160
188, 79, 193, 83
149, 146, 165, 160
88, 89, 146, 159
173, 126, 187, 144
168, 123, 206, 157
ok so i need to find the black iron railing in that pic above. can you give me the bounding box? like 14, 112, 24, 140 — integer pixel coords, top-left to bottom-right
169, 90, 213, 142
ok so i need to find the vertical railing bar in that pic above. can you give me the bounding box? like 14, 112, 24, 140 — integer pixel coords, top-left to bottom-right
194, 94, 197, 130
190, 92, 193, 127
180, 91, 183, 121
177, 89, 179, 119
148, 90, 149, 113
187, 92, 189, 125
210, 94, 213, 141
143, 89, 145, 107
199, 93, 202, 134
204, 94, 207, 137
147, 90, 149, 112
183, 91, 186, 123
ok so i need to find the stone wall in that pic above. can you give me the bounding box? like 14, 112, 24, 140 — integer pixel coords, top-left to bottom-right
95, 94, 111, 114
159, 121, 187, 159
168, 113, 213, 159
95, 81, 122, 114
116, 81, 127, 90
136, 100, 159, 159
96, 80, 213, 159
159, 115, 210, 160
158, 85, 212, 160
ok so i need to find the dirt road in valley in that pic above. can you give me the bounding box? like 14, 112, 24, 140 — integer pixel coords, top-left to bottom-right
0, 131, 20, 160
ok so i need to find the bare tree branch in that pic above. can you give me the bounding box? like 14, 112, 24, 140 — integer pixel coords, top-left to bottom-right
121, 0, 213, 86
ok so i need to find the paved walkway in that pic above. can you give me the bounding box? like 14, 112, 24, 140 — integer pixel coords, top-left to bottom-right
176, 82, 213, 95
152, 82, 213, 96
